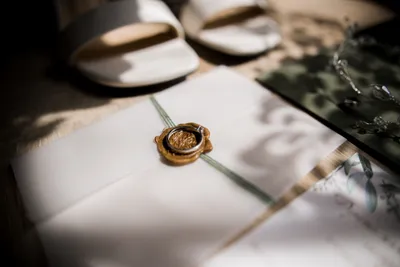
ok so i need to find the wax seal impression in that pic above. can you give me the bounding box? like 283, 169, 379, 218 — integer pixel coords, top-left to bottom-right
155, 123, 213, 165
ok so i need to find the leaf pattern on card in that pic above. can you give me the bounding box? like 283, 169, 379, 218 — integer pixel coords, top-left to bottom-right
344, 159, 360, 175
359, 154, 373, 179
322, 153, 400, 219
344, 160, 353, 175
347, 172, 365, 193
365, 180, 378, 213
380, 181, 400, 223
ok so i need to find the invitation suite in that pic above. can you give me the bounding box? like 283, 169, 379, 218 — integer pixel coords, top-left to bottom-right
203, 153, 400, 267
11, 67, 345, 266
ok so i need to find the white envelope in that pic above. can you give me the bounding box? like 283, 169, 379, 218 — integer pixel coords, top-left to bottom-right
11, 67, 345, 267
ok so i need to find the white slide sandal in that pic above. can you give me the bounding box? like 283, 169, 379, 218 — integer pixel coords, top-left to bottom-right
180, 0, 281, 56
59, 0, 199, 87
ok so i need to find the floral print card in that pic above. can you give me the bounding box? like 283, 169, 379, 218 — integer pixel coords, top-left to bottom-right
202, 153, 400, 267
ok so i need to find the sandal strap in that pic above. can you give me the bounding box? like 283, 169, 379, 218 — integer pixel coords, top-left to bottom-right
181, 0, 267, 35
59, 0, 184, 64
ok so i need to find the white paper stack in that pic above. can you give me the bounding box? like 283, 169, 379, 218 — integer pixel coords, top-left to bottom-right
11, 67, 345, 267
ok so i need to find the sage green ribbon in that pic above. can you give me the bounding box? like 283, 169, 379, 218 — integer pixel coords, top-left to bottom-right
150, 95, 274, 205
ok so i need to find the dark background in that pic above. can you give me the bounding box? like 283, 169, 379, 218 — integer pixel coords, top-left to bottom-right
1, 0, 399, 61
1, 1, 57, 60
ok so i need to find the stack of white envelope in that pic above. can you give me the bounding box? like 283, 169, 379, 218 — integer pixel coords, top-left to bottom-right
11, 67, 345, 267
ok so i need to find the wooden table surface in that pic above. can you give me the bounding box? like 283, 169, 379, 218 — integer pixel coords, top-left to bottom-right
0, 4, 390, 266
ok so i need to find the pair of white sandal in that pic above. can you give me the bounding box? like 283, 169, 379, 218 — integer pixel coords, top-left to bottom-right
61, 0, 281, 88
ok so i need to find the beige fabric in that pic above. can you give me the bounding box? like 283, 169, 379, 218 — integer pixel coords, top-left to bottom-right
269, 0, 394, 29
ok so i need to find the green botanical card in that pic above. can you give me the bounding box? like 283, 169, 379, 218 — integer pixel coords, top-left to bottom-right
257, 46, 400, 176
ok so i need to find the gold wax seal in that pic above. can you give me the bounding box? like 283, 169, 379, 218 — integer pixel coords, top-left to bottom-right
154, 123, 213, 165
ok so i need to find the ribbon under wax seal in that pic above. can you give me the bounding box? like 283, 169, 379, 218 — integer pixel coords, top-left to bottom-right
150, 95, 274, 205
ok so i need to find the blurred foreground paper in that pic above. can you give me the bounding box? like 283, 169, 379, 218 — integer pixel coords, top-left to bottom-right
11, 67, 344, 267
203, 153, 400, 267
